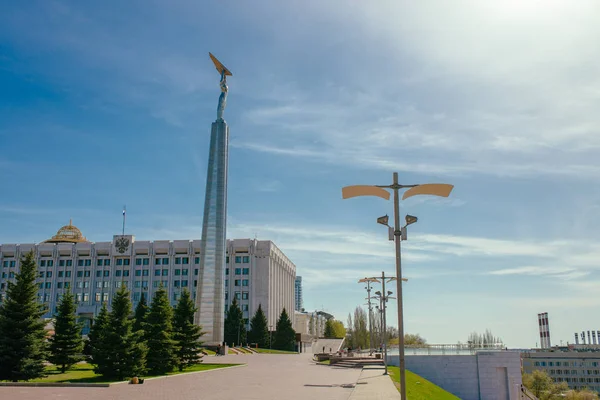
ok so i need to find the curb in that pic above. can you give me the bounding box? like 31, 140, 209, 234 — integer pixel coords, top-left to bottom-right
0, 382, 110, 388
140, 364, 247, 383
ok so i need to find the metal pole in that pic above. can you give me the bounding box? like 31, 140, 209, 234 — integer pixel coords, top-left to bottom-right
367, 281, 374, 353
393, 172, 407, 400
382, 271, 388, 375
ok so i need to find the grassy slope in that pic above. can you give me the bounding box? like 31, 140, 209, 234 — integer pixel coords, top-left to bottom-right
388, 367, 460, 400
30, 362, 240, 384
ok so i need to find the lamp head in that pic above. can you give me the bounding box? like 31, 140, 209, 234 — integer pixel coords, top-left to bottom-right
405, 214, 418, 226
387, 291, 393, 296
375, 291, 382, 296
377, 215, 390, 226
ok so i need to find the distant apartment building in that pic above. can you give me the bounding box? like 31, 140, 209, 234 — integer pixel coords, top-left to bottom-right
294, 276, 303, 311
522, 351, 600, 392
0, 222, 296, 333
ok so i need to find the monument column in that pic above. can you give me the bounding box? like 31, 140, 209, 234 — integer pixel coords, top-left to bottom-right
194, 53, 233, 345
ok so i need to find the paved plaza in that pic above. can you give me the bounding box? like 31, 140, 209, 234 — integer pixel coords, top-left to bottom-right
0, 353, 379, 400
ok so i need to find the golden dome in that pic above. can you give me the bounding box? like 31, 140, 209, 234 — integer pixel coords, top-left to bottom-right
44, 219, 89, 243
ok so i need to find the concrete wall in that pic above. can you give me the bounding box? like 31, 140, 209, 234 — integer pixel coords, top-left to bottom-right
387, 351, 522, 400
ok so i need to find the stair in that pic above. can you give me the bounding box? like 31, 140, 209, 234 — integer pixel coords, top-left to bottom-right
333, 359, 385, 369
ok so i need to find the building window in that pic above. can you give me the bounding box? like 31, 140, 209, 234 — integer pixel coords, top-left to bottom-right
117, 259, 123, 266
39, 272, 45, 278
75, 293, 82, 303
182, 269, 188, 276
225, 279, 228, 286
143, 258, 149, 265
194, 280, 197, 287
103, 293, 109, 302
123, 259, 130, 266
162, 258, 169, 265
235, 256, 241, 263
64, 282, 70, 289
142, 269, 149, 276
9, 272, 15, 278
182, 280, 188, 287
65, 271, 71, 277
242, 268, 249, 275
45, 282, 51, 289
57, 282, 63, 289
78, 260, 84, 267
235, 268, 241, 275
235, 292, 241, 299
182, 257, 189, 265
243, 256, 250, 263
58, 271, 64, 278
96, 271, 102, 278
135, 270, 142, 277
225, 292, 228, 300
84, 270, 91, 277
66, 260, 72, 267
175, 257, 181, 265
104, 259, 110, 266
59, 260, 65, 267
242, 304, 248, 311
123, 270, 130, 277
83, 281, 89, 288
142, 281, 148, 288
85, 259, 91, 266
103, 270, 109, 277
40, 260, 46, 267
95, 293, 101, 302
242, 292, 249, 300
96, 281, 102, 288
154, 269, 161, 276
134, 281, 141, 288
162, 280, 168, 287
226, 268, 229, 275
194, 257, 200, 264
83, 293, 89, 302
136, 258, 142, 266
46, 271, 52, 278
162, 269, 168, 276
226, 256, 229, 263
133, 292, 140, 301
174, 280, 180, 288
153, 281, 160, 288
242, 279, 249, 286
97, 259, 103, 267
116, 270, 122, 277
155, 258, 161, 265
103, 281, 109, 288
10, 261, 16, 268
234, 280, 241, 286
175, 269, 181, 276
48, 260, 54, 267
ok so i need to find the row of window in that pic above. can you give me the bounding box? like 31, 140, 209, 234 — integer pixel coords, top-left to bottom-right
546, 369, 600, 376
225, 279, 249, 287
534, 361, 600, 367
3, 254, 254, 269
553, 376, 600, 383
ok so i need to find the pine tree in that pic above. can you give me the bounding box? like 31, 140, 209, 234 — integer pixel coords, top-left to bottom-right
97, 287, 147, 380
224, 298, 246, 346
0, 251, 49, 381
88, 302, 110, 372
274, 308, 296, 352
133, 292, 148, 333
48, 290, 84, 372
173, 289, 204, 371
248, 304, 269, 348
145, 287, 177, 375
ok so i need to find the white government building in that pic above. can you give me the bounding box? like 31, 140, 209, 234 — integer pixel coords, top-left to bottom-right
0, 221, 296, 335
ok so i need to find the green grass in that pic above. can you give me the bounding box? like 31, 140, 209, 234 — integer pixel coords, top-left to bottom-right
29, 362, 241, 384
235, 347, 252, 354
388, 367, 460, 400
253, 348, 298, 354
319, 360, 331, 365
201, 348, 216, 356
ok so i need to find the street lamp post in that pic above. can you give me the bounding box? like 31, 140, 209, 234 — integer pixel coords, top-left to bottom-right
342, 172, 453, 400
359, 277, 378, 353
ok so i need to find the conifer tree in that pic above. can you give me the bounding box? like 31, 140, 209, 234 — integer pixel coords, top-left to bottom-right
48, 290, 84, 372
248, 304, 269, 348
273, 308, 296, 352
88, 302, 110, 372
324, 319, 335, 338
0, 251, 49, 381
96, 287, 147, 380
133, 292, 148, 333
145, 287, 177, 375
173, 289, 204, 371
224, 297, 246, 346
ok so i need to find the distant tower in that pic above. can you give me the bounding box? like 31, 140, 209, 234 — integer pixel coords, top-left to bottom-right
575, 333, 579, 345
294, 276, 303, 311
588, 331, 592, 345
582, 331, 587, 345
593, 331, 597, 345
538, 312, 551, 349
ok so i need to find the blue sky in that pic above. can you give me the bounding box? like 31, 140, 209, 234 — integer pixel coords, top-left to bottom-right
2, 0, 600, 348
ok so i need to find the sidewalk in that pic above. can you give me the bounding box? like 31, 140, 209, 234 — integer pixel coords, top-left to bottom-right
348, 366, 399, 400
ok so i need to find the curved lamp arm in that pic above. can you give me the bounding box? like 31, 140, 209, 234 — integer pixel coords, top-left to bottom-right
402, 184, 454, 200
342, 185, 391, 200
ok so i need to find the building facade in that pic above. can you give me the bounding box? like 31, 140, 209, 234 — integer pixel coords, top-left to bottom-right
522, 351, 600, 393
0, 224, 296, 337
294, 276, 303, 311
224, 239, 296, 330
